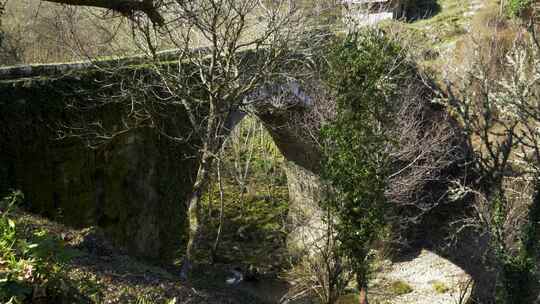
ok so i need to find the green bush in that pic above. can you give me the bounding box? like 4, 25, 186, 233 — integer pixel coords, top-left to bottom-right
507, 0, 532, 17
321, 29, 414, 295
0, 190, 75, 303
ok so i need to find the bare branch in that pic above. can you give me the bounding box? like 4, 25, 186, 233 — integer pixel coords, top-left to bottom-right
41, 0, 164, 25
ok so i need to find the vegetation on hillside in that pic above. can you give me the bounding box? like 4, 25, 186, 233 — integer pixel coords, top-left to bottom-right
0, 191, 90, 303
507, 0, 532, 17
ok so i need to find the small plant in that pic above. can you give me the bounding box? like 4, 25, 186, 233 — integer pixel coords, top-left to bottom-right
136, 295, 177, 304
432, 281, 450, 294
390, 280, 413, 295
0, 190, 79, 303
507, 0, 532, 17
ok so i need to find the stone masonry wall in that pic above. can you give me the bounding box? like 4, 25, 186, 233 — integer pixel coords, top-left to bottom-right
0, 75, 197, 261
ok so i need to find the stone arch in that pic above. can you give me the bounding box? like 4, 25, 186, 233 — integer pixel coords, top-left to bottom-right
0, 61, 496, 302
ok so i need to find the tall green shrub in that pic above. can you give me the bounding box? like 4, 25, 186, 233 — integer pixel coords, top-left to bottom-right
321, 30, 413, 301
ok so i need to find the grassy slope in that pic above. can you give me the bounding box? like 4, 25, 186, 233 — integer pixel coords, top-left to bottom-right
406, 0, 471, 47
377, 0, 478, 74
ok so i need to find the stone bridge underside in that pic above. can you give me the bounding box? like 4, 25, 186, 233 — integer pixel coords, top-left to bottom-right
0, 60, 496, 301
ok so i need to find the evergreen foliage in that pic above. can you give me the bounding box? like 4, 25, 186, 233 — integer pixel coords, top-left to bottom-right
321, 29, 412, 292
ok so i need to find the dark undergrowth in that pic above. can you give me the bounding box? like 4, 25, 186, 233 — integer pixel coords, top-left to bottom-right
0, 189, 287, 304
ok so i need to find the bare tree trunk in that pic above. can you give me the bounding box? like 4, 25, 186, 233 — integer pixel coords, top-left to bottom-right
181, 101, 226, 279
211, 151, 225, 264
180, 149, 213, 280
357, 274, 368, 304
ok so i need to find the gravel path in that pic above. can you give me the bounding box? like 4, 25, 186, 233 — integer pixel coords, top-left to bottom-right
371, 249, 472, 304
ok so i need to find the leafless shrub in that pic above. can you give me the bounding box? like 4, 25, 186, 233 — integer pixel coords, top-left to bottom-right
384, 88, 468, 250
440, 28, 540, 302
281, 211, 353, 304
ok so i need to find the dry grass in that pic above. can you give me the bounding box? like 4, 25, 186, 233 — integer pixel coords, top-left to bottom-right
379, 0, 476, 74
452, 1, 523, 77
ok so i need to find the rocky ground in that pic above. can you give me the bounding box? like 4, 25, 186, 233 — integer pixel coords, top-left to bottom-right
370, 250, 472, 304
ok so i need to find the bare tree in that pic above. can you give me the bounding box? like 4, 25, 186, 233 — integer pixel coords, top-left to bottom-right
53, 0, 313, 280
440, 32, 540, 302
282, 209, 353, 304
442, 33, 540, 193
147, 1, 309, 279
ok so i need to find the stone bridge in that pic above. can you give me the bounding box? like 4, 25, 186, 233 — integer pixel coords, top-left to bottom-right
0, 59, 319, 261
0, 58, 496, 301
